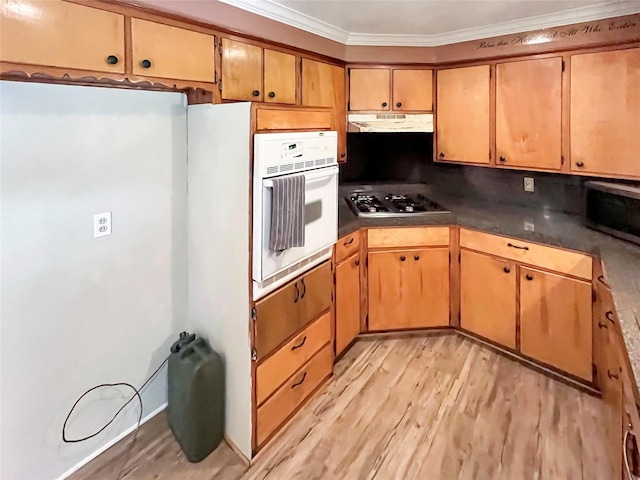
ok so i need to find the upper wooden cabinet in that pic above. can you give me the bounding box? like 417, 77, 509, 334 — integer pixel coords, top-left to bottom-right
349, 68, 390, 111
263, 49, 296, 104
368, 247, 449, 331
301, 59, 347, 161
436, 65, 490, 164
392, 69, 433, 111
221, 39, 296, 103
460, 249, 516, 349
221, 39, 263, 101
131, 19, 215, 82
571, 48, 640, 178
349, 68, 433, 112
519, 266, 592, 381
0, 0, 125, 73
496, 57, 562, 171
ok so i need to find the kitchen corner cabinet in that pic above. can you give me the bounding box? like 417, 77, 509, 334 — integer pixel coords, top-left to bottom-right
436, 65, 490, 164
460, 249, 516, 348
221, 39, 296, 104
570, 48, 640, 178
0, 0, 125, 73
496, 57, 562, 170
520, 266, 592, 381
335, 252, 360, 357
368, 244, 449, 331
301, 59, 347, 161
131, 19, 215, 82
348, 68, 433, 112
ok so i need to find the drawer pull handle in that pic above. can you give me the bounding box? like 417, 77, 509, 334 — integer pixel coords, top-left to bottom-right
291, 372, 307, 388
300, 279, 306, 299
294, 282, 300, 303
608, 370, 620, 380
291, 336, 307, 351
400, 256, 406, 261
344, 237, 354, 246
503, 267, 511, 273
414, 255, 420, 261
606, 311, 615, 324
597, 275, 609, 288
525, 274, 533, 281
598, 321, 608, 329
508, 242, 529, 250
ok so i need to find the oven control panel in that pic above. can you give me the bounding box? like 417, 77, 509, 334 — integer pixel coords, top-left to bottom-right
281, 142, 303, 159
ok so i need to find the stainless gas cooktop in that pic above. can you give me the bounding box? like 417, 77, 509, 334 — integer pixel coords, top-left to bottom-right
345, 192, 450, 217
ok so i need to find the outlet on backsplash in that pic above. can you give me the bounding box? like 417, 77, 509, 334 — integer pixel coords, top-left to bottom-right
524, 177, 535, 192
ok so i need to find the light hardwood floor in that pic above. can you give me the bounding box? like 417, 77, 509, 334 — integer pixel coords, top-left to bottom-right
71, 334, 615, 480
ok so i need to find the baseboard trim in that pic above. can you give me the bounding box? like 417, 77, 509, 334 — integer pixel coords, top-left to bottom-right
224, 434, 250, 465
57, 402, 168, 480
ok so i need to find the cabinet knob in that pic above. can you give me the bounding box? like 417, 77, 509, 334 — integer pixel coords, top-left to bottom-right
396, 102, 402, 108
499, 156, 506, 162
414, 255, 420, 261
355, 259, 360, 266
252, 90, 260, 97
576, 161, 584, 168
400, 255, 406, 261
503, 267, 510, 273
439, 152, 445, 158
106, 55, 119, 65
140, 59, 152, 69
382, 102, 388, 108
340, 152, 346, 158
525, 274, 533, 281
268, 92, 275, 98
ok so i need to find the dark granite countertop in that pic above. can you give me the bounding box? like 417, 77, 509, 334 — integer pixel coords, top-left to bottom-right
339, 183, 640, 384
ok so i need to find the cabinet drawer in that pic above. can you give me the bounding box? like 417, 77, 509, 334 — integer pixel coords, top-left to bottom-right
256, 345, 332, 447
460, 229, 592, 280
336, 231, 360, 264
255, 262, 332, 359
368, 227, 449, 249
256, 312, 331, 405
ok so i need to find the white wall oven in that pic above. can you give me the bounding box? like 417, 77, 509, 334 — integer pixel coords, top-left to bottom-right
252, 131, 338, 300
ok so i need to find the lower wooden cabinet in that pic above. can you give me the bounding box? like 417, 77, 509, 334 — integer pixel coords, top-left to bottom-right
368, 248, 449, 330
519, 266, 592, 380
460, 249, 516, 348
335, 253, 360, 356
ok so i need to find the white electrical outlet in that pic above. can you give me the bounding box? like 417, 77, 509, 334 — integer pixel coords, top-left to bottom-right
94, 212, 112, 238
524, 177, 535, 192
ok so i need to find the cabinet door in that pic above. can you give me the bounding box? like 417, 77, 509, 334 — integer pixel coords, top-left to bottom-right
221, 39, 263, 101
349, 68, 390, 111
131, 19, 214, 82
335, 253, 360, 356
392, 69, 433, 111
264, 49, 296, 105
436, 65, 490, 164
0, 0, 125, 73
301, 60, 347, 161
571, 48, 640, 178
460, 250, 516, 348
496, 58, 562, 170
520, 266, 592, 380
368, 248, 449, 331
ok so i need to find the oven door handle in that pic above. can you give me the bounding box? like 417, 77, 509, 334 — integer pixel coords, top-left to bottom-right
263, 166, 339, 187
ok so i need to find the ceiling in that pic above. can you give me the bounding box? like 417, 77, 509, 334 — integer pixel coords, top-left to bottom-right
219, 0, 640, 46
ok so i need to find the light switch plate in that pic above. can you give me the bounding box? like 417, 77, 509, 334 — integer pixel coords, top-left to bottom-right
524, 177, 535, 192
94, 212, 112, 238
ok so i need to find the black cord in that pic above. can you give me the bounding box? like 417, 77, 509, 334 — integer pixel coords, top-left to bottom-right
62, 356, 169, 443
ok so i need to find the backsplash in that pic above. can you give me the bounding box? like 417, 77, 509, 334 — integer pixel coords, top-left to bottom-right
340, 132, 638, 216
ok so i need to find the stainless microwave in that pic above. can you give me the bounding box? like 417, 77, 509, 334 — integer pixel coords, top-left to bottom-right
586, 181, 640, 245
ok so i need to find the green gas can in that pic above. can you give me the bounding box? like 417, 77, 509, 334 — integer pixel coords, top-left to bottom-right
168, 332, 224, 462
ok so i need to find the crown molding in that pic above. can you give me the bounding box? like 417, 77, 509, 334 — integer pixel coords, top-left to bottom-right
346, 1, 640, 46
220, 0, 640, 47
218, 0, 349, 43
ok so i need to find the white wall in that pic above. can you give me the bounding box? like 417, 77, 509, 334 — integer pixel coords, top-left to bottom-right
0, 81, 188, 479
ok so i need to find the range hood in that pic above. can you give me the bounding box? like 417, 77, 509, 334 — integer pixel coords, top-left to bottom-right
347, 113, 434, 133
